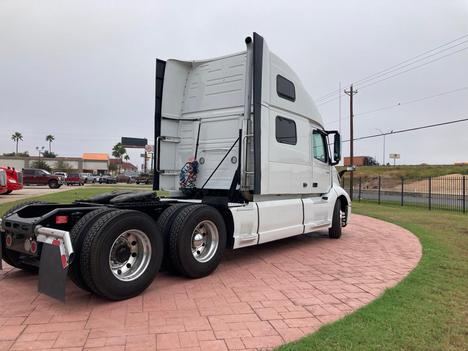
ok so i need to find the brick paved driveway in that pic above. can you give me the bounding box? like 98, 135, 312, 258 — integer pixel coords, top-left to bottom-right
0, 214, 421, 351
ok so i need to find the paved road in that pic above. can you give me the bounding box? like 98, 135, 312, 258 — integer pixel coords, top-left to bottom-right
0, 186, 72, 205
0, 215, 421, 350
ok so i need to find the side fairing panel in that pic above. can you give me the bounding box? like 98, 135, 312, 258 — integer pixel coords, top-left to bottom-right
257, 199, 304, 243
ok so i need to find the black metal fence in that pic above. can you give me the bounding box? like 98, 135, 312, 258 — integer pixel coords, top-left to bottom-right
341, 175, 467, 213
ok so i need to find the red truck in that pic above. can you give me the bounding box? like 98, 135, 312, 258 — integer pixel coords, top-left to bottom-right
0, 166, 23, 194
65, 173, 85, 186
23, 168, 62, 189
0, 169, 7, 194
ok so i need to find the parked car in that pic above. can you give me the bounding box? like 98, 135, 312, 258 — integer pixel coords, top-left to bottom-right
98, 174, 117, 184
80, 173, 93, 183
65, 173, 85, 186
116, 172, 138, 183
0, 166, 23, 194
135, 174, 153, 184
23, 168, 63, 189
83, 174, 100, 183
53, 172, 68, 180
0, 169, 7, 194
116, 174, 133, 183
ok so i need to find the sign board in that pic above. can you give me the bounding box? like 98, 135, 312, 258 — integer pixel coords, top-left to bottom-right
121, 137, 148, 148
144, 144, 154, 153
389, 153, 400, 159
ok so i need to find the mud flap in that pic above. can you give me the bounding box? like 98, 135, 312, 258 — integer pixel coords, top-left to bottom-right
38, 244, 68, 302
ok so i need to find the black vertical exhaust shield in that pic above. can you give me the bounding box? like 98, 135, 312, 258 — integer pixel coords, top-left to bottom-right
38, 244, 68, 302
252, 32, 263, 194
153, 59, 166, 191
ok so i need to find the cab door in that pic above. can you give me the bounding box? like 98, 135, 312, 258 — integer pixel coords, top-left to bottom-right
311, 130, 331, 194
303, 129, 332, 231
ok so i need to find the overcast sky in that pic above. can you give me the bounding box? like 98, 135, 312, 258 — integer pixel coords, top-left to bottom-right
1, 0, 467, 168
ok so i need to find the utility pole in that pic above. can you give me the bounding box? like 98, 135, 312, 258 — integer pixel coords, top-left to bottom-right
344, 84, 358, 200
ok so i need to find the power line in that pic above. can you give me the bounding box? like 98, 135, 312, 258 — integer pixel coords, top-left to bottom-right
342, 116, 468, 143
315, 33, 468, 102
357, 46, 468, 90
316, 88, 341, 102
353, 35, 468, 86
327, 85, 468, 125
317, 94, 343, 106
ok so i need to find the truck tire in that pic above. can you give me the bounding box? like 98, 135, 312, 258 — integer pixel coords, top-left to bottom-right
329, 199, 342, 239
48, 180, 59, 189
4, 190, 12, 194
80, 210, 163, 300
1, 201, 53, 273
168, 204, 227, 278
68, 207, 117, 291
155, 203, 192, 271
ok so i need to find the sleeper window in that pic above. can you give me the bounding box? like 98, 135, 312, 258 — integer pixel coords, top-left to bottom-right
276, 75, 296, 102
276, 116, 297, 145
312, 131, 328, 163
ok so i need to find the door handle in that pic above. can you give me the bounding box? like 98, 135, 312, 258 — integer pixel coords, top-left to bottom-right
302, 182, 308, 188
313, 183, 318, 188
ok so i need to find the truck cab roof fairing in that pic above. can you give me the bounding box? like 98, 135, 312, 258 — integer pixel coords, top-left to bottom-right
153, 33, 326, 196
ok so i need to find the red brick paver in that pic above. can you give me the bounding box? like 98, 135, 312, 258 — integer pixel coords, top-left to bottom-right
0, 215, 421, 350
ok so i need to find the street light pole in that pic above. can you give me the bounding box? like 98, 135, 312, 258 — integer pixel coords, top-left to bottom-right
376, 128, 386, 166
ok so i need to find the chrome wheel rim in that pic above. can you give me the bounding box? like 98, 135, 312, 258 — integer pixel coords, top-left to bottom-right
339, 208, 346, 227
108, 229, 152, 281
191, 220, 219, 263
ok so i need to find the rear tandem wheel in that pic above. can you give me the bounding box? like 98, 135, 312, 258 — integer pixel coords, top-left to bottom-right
68, 207, 117, 291
79, 210, 163, 300
168, 204, 227, 278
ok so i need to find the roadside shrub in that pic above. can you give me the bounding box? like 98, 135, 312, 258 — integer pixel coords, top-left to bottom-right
31, 160, 52, 172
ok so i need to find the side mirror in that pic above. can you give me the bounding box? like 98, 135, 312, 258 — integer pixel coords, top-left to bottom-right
324, 130, 341, 165
333, 132, 341, 164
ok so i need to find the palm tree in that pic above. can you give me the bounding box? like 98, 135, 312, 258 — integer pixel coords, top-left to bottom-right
11, 132, 23, 155
123, 154, 131, 173
112, 143, 127, 173
46, 135, 55, 153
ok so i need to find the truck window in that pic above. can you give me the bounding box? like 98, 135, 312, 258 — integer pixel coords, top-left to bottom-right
276, 116, 297, 145
276, 75, 296, 102
312, 131, 328, 163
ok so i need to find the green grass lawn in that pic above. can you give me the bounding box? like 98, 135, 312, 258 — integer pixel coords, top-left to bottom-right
279, 203, 468, 351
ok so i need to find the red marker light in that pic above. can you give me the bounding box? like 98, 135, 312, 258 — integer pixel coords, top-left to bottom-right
5, 235, 13, 247
55, 215, 68, 224
30, 240, 38, 254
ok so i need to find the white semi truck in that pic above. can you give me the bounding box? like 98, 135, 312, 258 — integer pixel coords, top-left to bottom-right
0, 33, 350, 301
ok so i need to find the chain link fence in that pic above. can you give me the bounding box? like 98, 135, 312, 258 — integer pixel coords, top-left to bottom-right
341, 175, 467, 213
